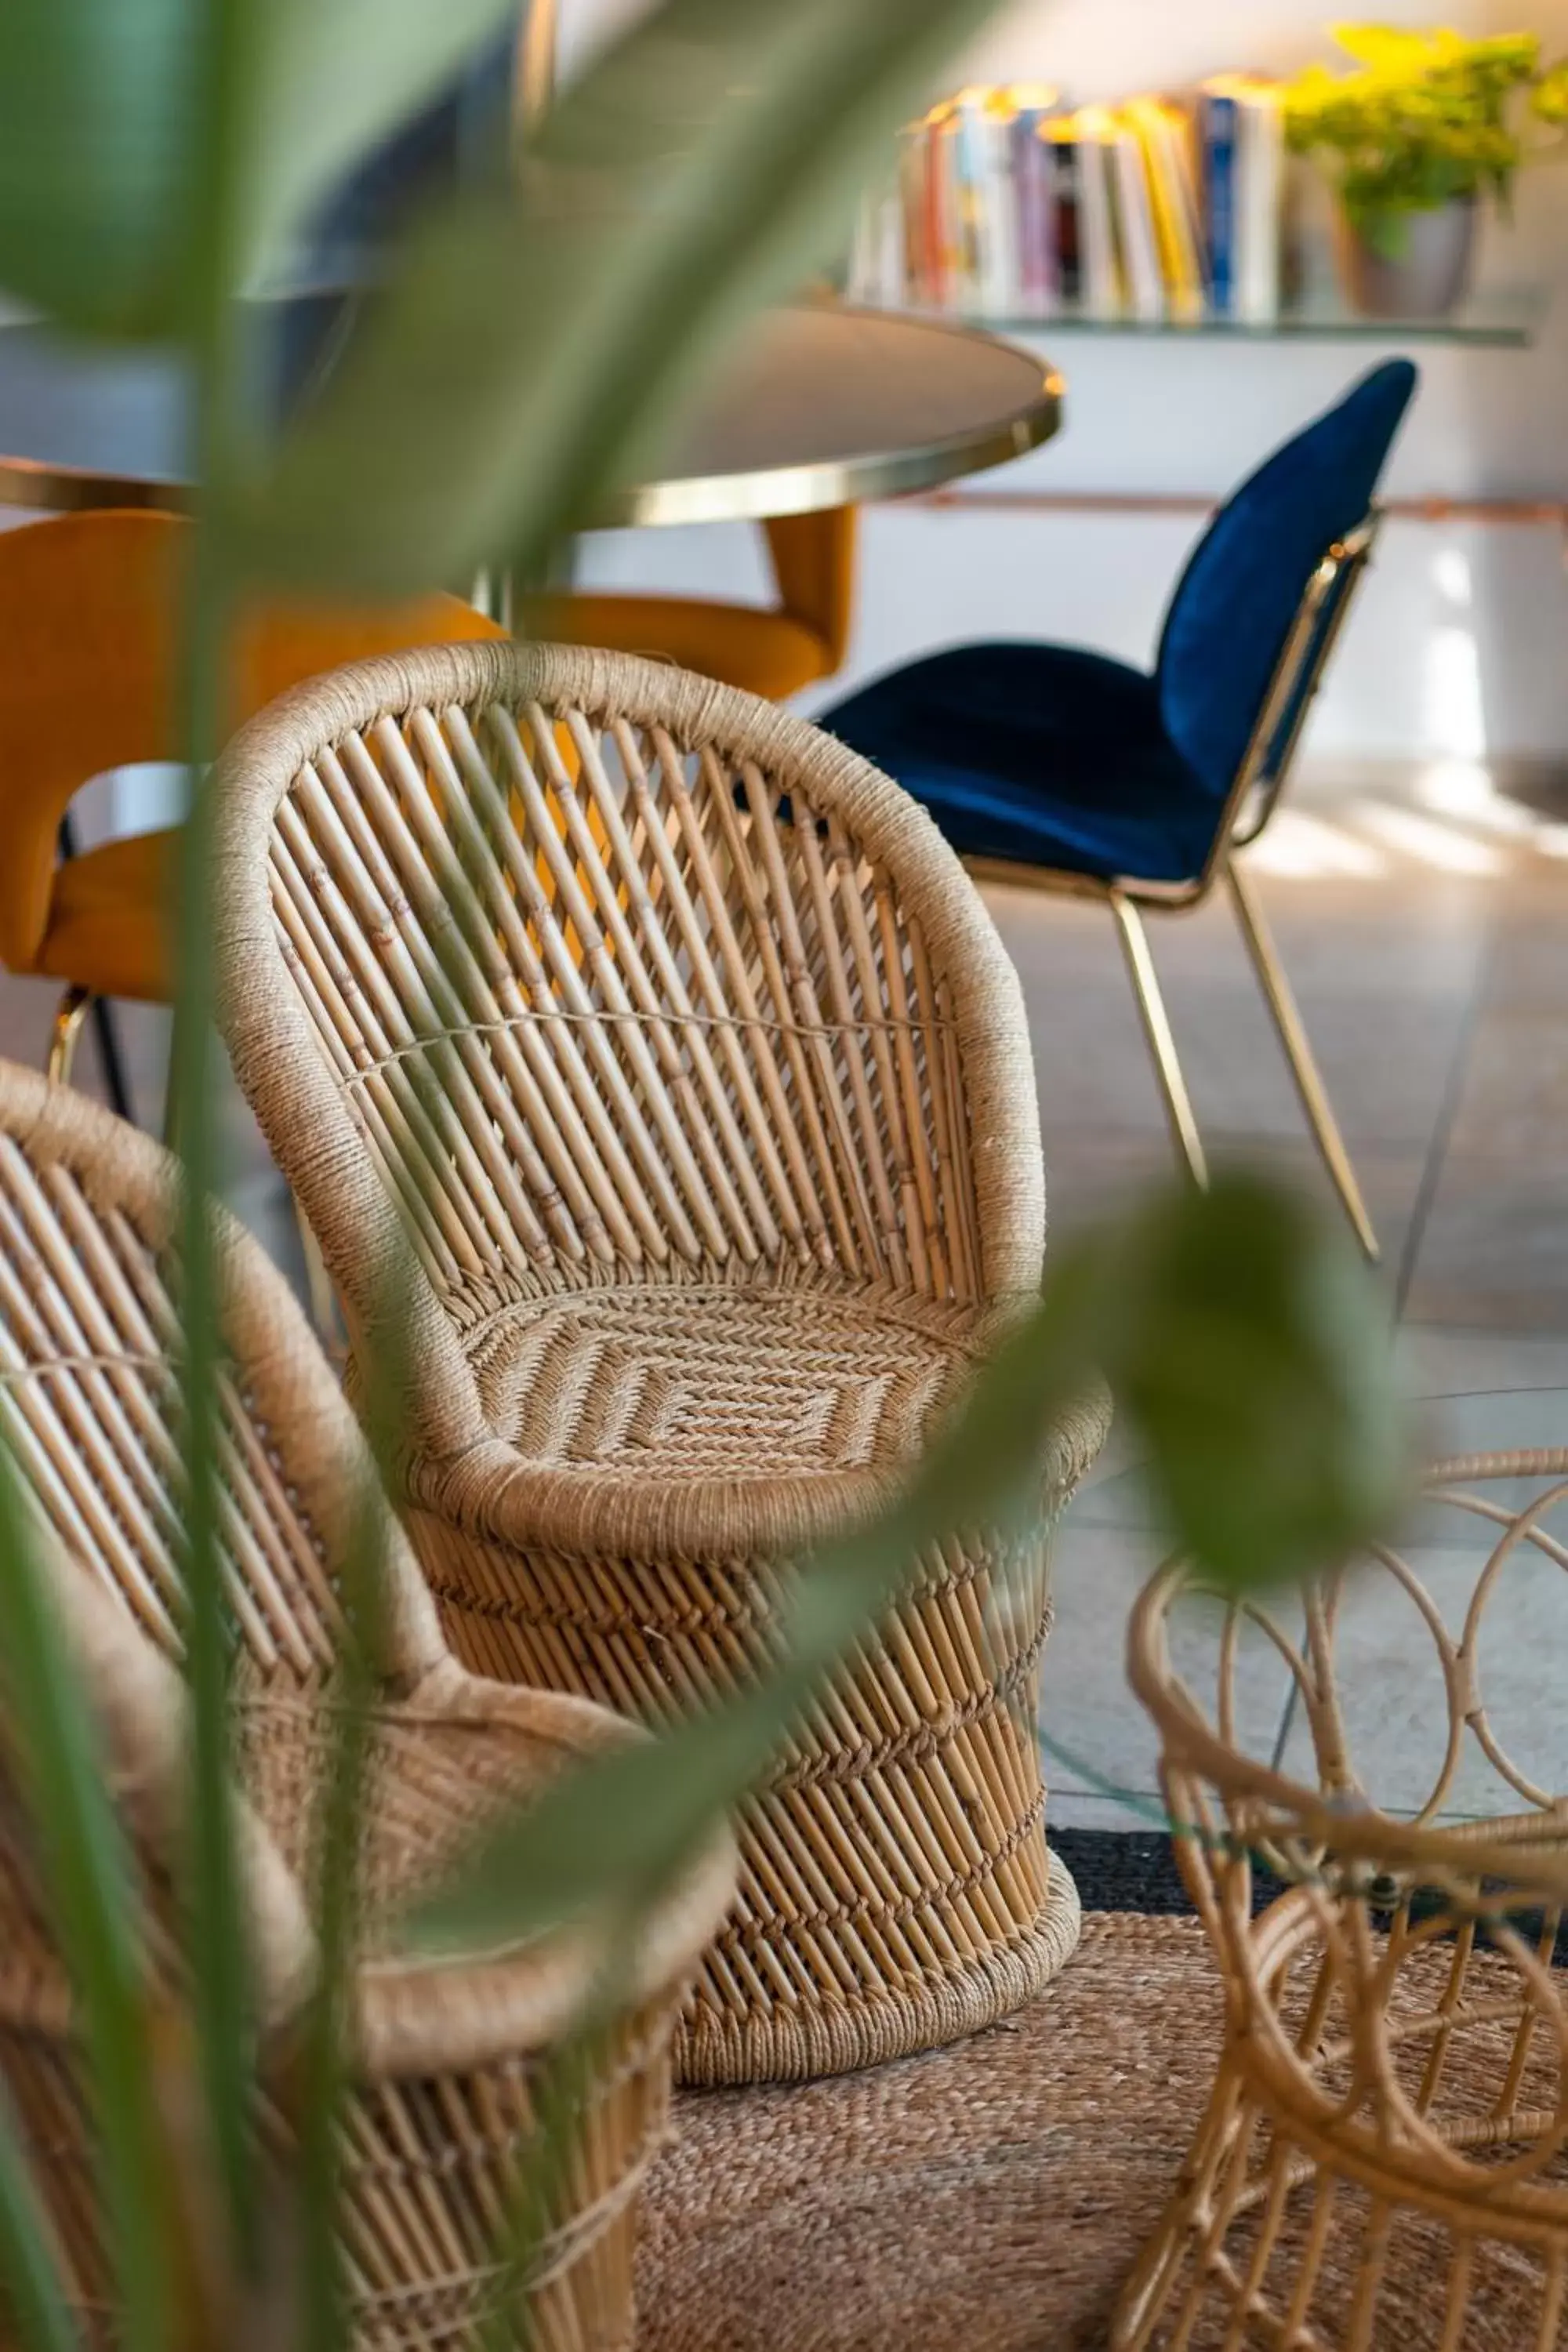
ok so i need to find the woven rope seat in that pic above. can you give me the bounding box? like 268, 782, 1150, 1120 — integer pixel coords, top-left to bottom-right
210, 641, 1109, 2085
1117, 1450, 1568, 2351
0, 1064, 734, 2352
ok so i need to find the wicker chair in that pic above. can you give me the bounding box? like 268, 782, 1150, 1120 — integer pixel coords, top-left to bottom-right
0, 1063, 735, 2352
1117, 1450, 1568, 2349
210, 641, 1109, 2086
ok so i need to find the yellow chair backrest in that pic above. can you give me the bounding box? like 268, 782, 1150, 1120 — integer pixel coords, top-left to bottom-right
0, 509, 506, 974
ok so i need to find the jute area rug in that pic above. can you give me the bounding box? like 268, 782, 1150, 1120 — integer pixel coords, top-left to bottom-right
636, 1907, 1214, 2352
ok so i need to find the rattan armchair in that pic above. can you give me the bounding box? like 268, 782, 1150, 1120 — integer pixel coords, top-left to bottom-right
211, 641, 1109, 2086
0, 1063, 734, 2352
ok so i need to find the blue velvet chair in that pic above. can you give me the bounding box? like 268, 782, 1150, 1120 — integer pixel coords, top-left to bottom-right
822, 359, 1418, 1261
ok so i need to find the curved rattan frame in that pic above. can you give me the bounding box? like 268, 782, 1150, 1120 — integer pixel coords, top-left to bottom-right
0, 1062, 734, 2351
1116, 1449, 1568, 2350
209, 642, 1107, 2085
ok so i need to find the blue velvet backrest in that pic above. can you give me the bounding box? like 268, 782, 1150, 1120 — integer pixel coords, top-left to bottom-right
1156, 360, 1418, 802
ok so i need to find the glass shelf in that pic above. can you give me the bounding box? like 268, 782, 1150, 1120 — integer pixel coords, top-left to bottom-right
866, 285, 1546, 350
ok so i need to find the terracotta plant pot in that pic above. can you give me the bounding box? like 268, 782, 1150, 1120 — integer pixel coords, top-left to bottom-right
1333, 196, 1477, 318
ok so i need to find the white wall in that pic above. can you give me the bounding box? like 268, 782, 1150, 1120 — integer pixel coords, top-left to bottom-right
560, 0, 1568, 767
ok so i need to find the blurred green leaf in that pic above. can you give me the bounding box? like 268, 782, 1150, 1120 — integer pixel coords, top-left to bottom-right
0, 1472, 173, 2352
479, 2024, 606, 2352
294, 1480, 390, 2352
0, 2085, 74, 2352
233, 0, 999, 592
170, 560, 258, 2270
0, 0, 192, 336
241, 0, 519, 284
1093, 1170, 1412, 1594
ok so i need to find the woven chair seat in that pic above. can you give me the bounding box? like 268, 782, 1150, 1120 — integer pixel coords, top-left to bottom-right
461, 1276, 985, 1493
232, 1673, 591, 1954
212, 643, 1110, 2086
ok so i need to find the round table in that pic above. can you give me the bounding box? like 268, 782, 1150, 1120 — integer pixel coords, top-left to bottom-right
0, 301, 1062, 524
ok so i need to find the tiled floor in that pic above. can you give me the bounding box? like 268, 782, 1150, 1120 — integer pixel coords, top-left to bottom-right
1014, 777, 1568, 1833
13, 765, 1568, 1838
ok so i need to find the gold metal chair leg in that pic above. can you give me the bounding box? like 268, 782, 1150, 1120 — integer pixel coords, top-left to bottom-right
1109, 891, 1208, 1189
1224, 855, 1380, 1264
47, 985, 92, 1087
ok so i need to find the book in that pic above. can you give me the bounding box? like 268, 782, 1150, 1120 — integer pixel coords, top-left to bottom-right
953, 88, 992, 310
1010, 85, 1062, 315
1108, 110, 1165, 319
980, 98, 1022, 315
1236, 78, 1285, 323
1074, 107, 1123, 318
1200, 81, 1240, 314
1043, 119, 1083, 307
931, 105, 964, 309
1124, 96, 1203, 318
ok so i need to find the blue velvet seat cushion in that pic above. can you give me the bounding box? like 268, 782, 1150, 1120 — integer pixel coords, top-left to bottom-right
823, 641, 1218, 885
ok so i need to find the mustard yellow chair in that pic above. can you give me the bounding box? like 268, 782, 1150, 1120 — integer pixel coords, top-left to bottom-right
0, 509, 512, 1109
524, 506, 858, 702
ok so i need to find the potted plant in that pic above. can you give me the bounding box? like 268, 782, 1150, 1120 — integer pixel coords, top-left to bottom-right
1284, 24, 1560, 318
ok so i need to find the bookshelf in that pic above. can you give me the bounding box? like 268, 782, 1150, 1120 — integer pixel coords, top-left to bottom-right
870, 285, 1546, 350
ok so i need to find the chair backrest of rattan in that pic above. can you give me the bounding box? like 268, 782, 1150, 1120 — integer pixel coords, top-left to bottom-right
0, 1063, 447, 1698
212, 644, 1044, 1392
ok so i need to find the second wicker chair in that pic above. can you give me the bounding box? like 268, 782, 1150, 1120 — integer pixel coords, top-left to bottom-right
0, 1064, 733, 2351
211, 643, 1108, 2085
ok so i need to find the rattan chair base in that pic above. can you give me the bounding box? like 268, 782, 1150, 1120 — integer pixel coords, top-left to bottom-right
414, 1486, 1099, 2088
674, 1849, 1082, 2084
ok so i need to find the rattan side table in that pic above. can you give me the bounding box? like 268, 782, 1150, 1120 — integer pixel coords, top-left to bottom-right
1119, 1448, 1568, 2349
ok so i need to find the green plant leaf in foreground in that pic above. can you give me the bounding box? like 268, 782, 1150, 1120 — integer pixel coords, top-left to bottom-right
0, 1472, 173, 2352
0, 0, 192, 337
240, 0, 520, 289
233, 0, 1000, 593
1087, 1170, 1410, 1598
0, 2085, 75, 2352
405, 1173, 1411, 1964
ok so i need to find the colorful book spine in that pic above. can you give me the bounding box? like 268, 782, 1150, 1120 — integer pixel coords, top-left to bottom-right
898, 122, 930, 304
1014, 112, 1050, 311
953, 89, 991, 310
1236, 82, 1284, 324
1075, 107, 1123, 318
1109, 112, 1165, 320
1202, 86, 1239, 314
1045, 122, 1083, 306
1124, 97, 1202, 320
1011, 86, 1061, 315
